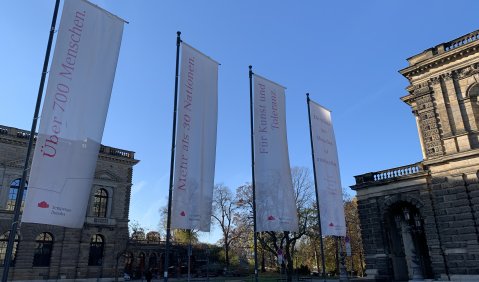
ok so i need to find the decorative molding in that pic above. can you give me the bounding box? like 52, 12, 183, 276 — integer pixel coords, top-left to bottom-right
456, 63, 479, 80
382, 193, 425, 215
400, 36, 479, 79
94, 170, 120, 182
414, 93, 444, 158
412, 82, 432, 96
430, 76, 440, 85
442, 72, 453, 81
426, 63, 479, 83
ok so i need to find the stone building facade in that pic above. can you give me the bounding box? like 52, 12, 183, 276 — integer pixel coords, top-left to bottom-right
351, 30, 479, 281
0, 125, 139, 281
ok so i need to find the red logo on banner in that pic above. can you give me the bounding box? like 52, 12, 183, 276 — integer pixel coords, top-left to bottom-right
38, 201, 49, 208
268, 215, 275, 220
180, 211, 186, 216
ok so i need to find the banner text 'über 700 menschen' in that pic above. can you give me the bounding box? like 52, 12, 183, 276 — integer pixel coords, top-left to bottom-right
22, 0, 125, 228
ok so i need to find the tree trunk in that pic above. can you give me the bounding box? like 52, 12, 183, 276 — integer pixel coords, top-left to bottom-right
285, 239, 294, 282
314, 244, 321, 274
261, 246, 265, 272
335, 236, 339, 276
224, 238, 230, 267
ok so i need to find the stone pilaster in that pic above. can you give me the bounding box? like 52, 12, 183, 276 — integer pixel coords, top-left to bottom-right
431, 77, 453, 140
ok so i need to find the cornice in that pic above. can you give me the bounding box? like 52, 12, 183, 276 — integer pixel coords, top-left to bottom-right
0, 136, 30, 147
0, 124, 139, 166
399, 40, 479, 80
98, 154, 140, 166
422, 147, 479, 167
402, 61, 479, 104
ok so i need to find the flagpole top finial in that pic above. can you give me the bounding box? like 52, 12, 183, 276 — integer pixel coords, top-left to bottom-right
249, 65, 252, 70
177, 31, 181, 36
306, 93, 310, 97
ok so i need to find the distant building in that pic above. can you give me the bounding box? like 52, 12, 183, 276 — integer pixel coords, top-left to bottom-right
0, 125, 220, 281
0, 125, 138, 281
352, 30, 479, 280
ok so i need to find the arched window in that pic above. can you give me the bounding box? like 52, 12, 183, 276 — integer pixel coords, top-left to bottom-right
470, 84, 479, 98
7, 178, 27, 211
148, 253, 158, 273
0, 231, 19, 266
138, 252, 146, 274
468, 84, 479, 137
88, 234, 104, 266
33, 232, 53, 267
93, 188, 108, 217
124, 252, 133, 275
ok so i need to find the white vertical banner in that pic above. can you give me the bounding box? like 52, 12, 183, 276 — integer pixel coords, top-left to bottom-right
22, 0, 125, 228
253, 75, 298, 232
309, 100, 346, 236
171, 42, 219, 232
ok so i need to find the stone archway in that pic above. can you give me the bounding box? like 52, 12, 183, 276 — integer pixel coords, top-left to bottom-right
382, 195, 433, 281
148, 253, 158, 277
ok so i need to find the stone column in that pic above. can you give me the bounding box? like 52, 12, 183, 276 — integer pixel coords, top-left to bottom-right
443, 73, 466, 133
443, 74, 472, 151
401, 222, 423, 280
430, 77, 452, 138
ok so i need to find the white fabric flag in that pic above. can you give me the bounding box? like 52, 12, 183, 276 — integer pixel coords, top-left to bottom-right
22, 0, 125, 228
309, 100, 346, 236
253, 75, 298, 232
171, 43, 219, 232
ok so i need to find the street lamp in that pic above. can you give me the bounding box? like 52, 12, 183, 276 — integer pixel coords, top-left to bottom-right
414, 214, 422, 229
394, 215, 402, 229
402, 207, 410, 221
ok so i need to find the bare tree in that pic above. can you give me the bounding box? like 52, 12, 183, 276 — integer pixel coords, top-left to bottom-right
129, 220, 147, 240
228, 184, 255, 267
258, 167, 315, 281
232, 168, 315, 281
212, 184, 241, 267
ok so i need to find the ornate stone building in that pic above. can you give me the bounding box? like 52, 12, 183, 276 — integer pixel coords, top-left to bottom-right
0, 125, 139, 281
352, 30, 479, 281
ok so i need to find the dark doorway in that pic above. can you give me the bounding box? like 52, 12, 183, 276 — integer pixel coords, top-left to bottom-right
387, 203, 433, 281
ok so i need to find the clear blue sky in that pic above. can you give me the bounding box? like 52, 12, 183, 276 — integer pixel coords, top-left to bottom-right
1, 1, 478, 243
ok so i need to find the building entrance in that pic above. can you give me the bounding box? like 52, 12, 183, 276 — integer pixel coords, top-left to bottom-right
387, 203, 432, 281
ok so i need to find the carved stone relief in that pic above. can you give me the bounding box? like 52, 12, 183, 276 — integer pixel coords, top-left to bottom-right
415, 93, 443, 158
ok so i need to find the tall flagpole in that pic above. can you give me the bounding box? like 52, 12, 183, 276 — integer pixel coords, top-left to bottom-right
248, 65, 259, 282
1, 1, 61, 281
164, 31, 181, 282
306, 93, 327, 282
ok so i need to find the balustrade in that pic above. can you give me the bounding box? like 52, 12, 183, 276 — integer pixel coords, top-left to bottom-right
0, 124, 135, 159
444, 30, 479, 52
355, 162, 424, 185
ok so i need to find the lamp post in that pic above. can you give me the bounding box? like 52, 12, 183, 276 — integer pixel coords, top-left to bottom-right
206, 246, 210, 282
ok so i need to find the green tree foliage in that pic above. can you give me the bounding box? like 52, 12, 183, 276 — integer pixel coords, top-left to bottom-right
344, 197, 365, 276
172, 229, 199, 244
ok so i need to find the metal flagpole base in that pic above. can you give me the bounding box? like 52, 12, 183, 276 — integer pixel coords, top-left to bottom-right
339, 262, 348, 281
